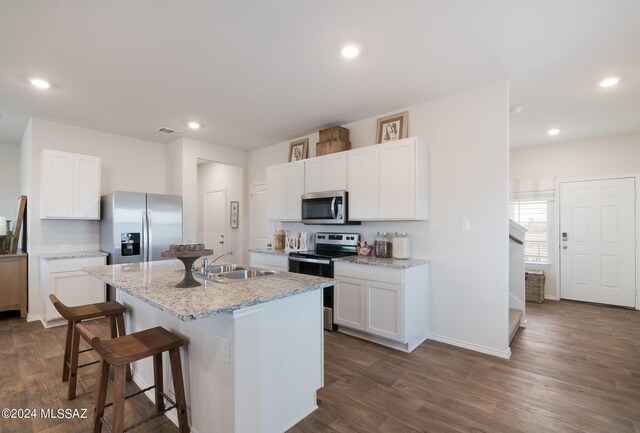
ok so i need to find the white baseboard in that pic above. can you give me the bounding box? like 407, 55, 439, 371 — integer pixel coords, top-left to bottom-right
544, 295, 560, 300
428, 334, 512, 359
338, 328, 424, 353
26, 314, 46, 328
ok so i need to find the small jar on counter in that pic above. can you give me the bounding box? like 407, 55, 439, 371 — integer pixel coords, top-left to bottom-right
274, 230, 285, 250
392, 232, 411, 259
374, 232, 392, 258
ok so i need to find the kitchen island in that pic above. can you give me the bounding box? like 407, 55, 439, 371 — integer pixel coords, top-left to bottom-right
84, 260, 335, 433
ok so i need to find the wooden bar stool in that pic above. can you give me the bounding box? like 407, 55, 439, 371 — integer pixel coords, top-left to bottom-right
75, 323, 189, 433
48, 294, 131, 400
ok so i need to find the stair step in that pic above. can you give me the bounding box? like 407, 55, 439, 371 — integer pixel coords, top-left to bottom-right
509, 308, 523, 343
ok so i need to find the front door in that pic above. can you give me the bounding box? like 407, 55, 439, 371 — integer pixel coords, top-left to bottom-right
559, 177, 636, 307
204, 189, 227, 257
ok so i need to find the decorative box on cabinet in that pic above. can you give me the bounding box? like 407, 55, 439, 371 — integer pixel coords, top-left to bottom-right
266, 161, 305, 221
41, 149, 101, 219
334, 261, 429, 352
346, 137, 428, 221
0, 253, 27, 318
40, 255, 107, 327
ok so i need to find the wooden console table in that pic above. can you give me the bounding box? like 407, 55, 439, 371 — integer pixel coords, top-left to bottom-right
0, 252, 27, 317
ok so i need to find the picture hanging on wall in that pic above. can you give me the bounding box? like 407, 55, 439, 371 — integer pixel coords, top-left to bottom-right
288, 138, 309, 162
230, 201, 239, 229
375, 111, 408, 144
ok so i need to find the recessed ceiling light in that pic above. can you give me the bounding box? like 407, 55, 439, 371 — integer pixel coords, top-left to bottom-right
510, 105, 525, 114
188, 122, 201, 129
29, 78, 51, 89
547, 128, 560, 136
341, 45, 360, 59
599, 77, 619, 88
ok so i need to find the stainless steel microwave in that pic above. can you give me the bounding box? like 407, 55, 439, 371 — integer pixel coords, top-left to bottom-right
301, 190, 358, 225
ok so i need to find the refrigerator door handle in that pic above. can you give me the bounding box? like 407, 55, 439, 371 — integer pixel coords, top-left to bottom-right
142, 211, 149, 262
147, 211, 153, 261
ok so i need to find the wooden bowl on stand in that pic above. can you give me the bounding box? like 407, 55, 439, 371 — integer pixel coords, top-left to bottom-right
161, 249, 213, 288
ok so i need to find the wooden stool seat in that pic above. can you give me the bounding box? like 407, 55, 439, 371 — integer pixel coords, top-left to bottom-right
96, 326, 184, 366
76, 323, 189, 433
48, 294, 130, 400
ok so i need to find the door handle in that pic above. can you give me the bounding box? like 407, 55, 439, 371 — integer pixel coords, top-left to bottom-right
562, 245, 568, 249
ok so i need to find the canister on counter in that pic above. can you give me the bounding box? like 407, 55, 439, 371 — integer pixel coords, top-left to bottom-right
392, 232, 411, 259
274, 230, 286, 250
374, 232, 392, 258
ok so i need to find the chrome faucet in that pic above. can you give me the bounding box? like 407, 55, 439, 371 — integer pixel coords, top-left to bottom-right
200, 251, 234, 274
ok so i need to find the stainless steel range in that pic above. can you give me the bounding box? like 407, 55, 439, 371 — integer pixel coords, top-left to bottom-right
288, 232, 360, 331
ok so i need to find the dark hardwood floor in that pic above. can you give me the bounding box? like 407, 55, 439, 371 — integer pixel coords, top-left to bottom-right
1, 300, 639, 432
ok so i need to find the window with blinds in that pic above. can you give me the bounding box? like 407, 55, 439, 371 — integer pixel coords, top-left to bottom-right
509, 200, 549, 263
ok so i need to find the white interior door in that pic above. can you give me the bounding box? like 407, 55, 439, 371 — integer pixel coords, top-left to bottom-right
204, 189, 227, 257
250, 182, 271, 249
559, 177, 636, 307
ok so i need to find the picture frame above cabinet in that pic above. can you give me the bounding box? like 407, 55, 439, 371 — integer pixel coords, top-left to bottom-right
41, 149, 101, 220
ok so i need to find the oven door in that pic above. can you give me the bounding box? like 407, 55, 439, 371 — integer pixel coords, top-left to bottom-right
288, 254, 336, 331
301, 191, 346, 225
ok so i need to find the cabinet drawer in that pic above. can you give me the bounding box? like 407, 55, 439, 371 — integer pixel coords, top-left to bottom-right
250, 252, 288, 270
334, 262, 404, 284
46, 256, 106, 273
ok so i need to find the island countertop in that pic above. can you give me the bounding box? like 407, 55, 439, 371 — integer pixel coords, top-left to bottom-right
84, 260, 335, 322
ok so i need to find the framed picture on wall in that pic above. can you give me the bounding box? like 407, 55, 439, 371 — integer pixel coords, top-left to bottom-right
376, 111, 408, 144
230, 201, 239, 229
288, 138, 309, 162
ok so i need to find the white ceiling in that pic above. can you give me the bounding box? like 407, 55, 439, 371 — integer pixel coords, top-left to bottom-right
0, 1, 639, 149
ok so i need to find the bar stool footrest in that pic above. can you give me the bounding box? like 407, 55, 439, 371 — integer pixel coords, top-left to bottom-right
101, 389, 179, 433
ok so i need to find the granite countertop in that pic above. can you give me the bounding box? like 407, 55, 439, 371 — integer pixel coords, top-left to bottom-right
84, 260, 335, 322
39, 250, 108, 260
249, 248, 289, 255
0, 251, 28, 257
334, 255, 430, 269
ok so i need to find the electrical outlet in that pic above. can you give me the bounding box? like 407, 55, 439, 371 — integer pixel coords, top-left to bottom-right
60, 244, 72, 251
220, 337, 230, 364
461, 218, 471, 231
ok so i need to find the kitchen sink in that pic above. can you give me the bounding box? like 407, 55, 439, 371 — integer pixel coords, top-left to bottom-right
206, 264, 245, 275
218, 269, 277, 279
192, 264, 245, 278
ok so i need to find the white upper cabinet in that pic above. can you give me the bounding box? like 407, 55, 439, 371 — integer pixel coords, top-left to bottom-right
266, 136, 428, 221
346, 146, 379, 220
267, 160, 305, 221
304, 152, 347, 193
41, 149, 101, 220
379, 137, 428, 220
348, 137, 428, 221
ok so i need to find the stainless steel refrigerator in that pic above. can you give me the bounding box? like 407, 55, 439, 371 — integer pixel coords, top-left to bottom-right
100, 192, 182, 298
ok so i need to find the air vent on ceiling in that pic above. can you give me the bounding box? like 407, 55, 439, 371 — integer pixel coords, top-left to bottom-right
156, 127, 183, 134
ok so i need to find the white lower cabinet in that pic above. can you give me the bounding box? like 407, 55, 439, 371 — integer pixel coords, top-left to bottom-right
40, 256, 107, 326
249, 251, 288, 272
334, 276, 366, 330
334, 261, 429, 352
366, 281, 403, 341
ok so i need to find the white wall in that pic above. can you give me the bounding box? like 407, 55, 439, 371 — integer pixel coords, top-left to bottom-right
166, 137, 248, 262
510, 132, 640, 299
22, 118, 166, 321
0, 141, 21, 221
197, 161, 244, 256
510, 132, 640, 179
248, 82, 511, 357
